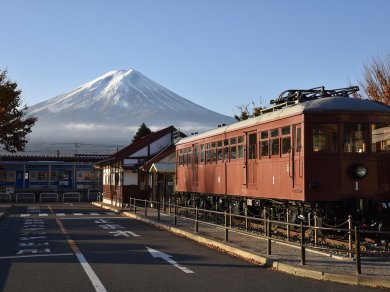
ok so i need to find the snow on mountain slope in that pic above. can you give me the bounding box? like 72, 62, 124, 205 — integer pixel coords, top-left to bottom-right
26, 69, 234, 154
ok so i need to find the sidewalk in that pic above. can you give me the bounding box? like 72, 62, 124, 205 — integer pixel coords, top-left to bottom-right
93, 202, 390, 289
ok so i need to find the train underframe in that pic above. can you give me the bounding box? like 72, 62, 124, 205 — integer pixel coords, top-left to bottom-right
175, 191, 390, 234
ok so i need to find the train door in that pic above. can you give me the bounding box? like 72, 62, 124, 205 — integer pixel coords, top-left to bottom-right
293, 125, 303, 190
247, 132, 258, 189
16, 171, 29, 189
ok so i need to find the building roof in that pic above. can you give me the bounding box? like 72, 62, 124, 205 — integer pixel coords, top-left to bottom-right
139, 144, 175, 172
97, 125, 177, 165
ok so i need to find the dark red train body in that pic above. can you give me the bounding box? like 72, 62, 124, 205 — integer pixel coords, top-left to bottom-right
175, 87, 390, 224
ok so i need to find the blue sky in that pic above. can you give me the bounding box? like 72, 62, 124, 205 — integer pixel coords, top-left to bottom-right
1, 0, 389, 116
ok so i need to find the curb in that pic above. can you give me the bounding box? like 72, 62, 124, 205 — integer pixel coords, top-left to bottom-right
92, 202, 390, 289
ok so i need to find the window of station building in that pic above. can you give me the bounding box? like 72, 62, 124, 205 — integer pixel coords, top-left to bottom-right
343, 123, 367, 153
248, 133, 257, 159
260, 131, 269, 157
312, 124, 338, 152
372, 124, 390, 153
281, 126, 291, 155
37, 171, 48, 181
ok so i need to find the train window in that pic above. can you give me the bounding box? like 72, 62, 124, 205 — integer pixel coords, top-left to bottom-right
211, 142, 216, 148
231, 146, 237, 159
372, 124, 390, 153
230, 138, 237, 145
271, 128, 279, 137
217, 141, 222, 147
313, 124, 338, 152
212, 149, 217, 162
260, 140, 269, 157
261, 131, 268, 139
282, 137, 291, 154
217, 148, 223, 160
296, 127, 302, 152
193, 145, 198, 164
206, 143, 211, 149
248, 133, 257, 159
206, 150, 211, 163
271, 139, 279, 155
224, 139, 229, 146
238, 145, 244, 158
343, 124, 367, 153
224, 147, 229, 161
238, 136, 244, 143
281, 126, 290, 135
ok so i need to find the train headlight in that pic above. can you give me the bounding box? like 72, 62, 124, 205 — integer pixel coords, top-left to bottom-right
350, 164, 368, 179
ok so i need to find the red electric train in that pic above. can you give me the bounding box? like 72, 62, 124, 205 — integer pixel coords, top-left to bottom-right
175, 86, 390, 226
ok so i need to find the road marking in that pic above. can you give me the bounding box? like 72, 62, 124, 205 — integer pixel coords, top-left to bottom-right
60, 217, 126, 220
0, 253, 73, 260
20, 214, 30, 217
89, 212, 99, 215
56, 213, 66, 216
146, 246, 194, 274
73, 213, 83, 216
39, 213, 48, 217
109, 230, 140, 237
55, 218, 107, 292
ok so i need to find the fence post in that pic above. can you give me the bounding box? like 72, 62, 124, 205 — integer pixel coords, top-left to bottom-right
168, 198, 171, 214
286, 209, 290, 242
263, 207, 267, 235
144, 199, 147, 217
225, 211, 228, 242
157, 200, 160, 221
300, 222, 306, 265
245, 206, 248, 232
348, 215, 353, 258
355, 226, 361, 274
174, 205, 177, 226
129, 197, 132, 212
314, 212, 318, 246
229, 205, 232, 228
134, 198, 137, 214
195, 206, 199, 233
267, 218, 271, 255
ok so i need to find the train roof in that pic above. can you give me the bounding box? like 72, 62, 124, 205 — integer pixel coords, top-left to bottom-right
176, 96, 390, 146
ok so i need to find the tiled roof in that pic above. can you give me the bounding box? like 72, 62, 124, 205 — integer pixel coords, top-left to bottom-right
97, 125, 176, 165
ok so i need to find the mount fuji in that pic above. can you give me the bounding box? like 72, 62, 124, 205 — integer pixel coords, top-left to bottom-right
26, 69, 234, 154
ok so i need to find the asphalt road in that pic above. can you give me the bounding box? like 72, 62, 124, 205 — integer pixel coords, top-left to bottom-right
0, 203, 379, 292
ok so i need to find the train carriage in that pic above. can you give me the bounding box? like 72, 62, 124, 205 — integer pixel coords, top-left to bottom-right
176, 87, 390, 224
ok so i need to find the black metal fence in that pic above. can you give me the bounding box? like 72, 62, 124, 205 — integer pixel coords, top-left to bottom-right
129, 197, 390, 275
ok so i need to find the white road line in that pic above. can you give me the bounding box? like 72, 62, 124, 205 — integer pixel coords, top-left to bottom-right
89, 212, 99, 215
20, 214, 30, 217
0, 253, 73, 260
56, 213, 66, 216
39, 213, 48, 217
73, 213, 83, 216
60, 217, 125, 220
75, 252, 107, 292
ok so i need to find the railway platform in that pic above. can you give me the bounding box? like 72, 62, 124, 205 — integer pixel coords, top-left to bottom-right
93, 202, 390, 289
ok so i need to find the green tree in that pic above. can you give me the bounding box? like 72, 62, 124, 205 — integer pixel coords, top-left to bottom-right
132, 122, 153, 143
358, 53, 390, 105
0, 69, 37, 152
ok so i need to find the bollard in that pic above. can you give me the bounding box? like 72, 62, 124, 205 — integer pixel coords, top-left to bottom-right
300, 222, 306, 265
225, 211, 228, 242
355, 226, 361, 274
266, 218, 271, 255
